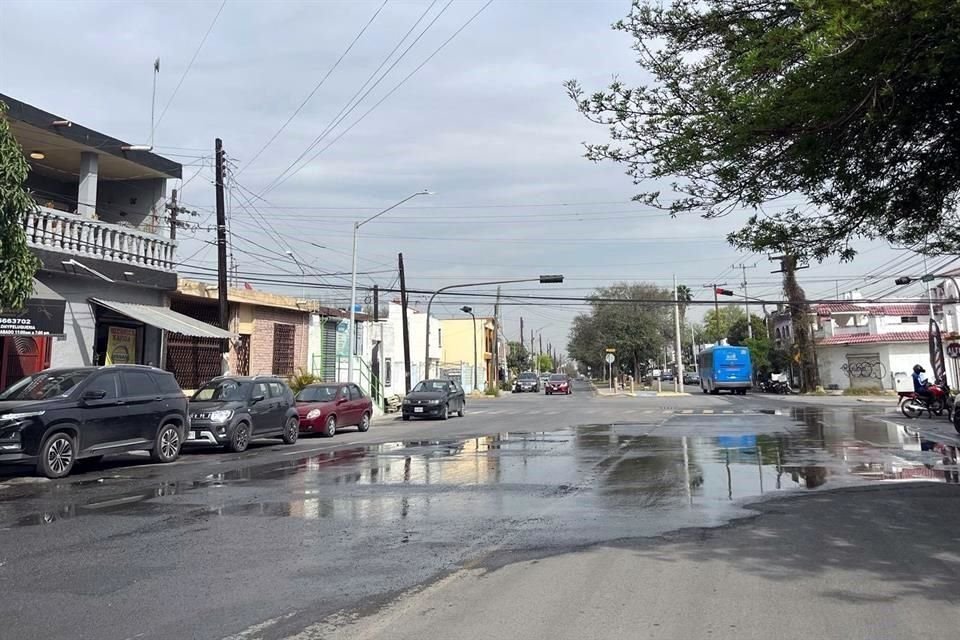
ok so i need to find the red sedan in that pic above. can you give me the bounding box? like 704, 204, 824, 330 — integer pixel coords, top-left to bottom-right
545, 374, 572, 395
296, 383, 372, 437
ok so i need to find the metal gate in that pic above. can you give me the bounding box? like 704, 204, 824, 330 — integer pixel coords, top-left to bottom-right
842, 353, 885, 390
166, 334, 221, 390
0, 336, 50, 389
321, 320, 337, 381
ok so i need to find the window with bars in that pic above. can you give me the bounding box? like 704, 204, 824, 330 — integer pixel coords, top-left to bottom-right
272, 324, 296, 376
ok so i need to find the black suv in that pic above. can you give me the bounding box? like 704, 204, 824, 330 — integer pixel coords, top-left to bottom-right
0, 366, 188, 478
186, 376, 299, 452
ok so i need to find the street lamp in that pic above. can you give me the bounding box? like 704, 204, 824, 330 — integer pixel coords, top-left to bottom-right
461, 305, 478, 392
285, 250, 307, 302
347, 190, 433, 382
423, 275, 563, 378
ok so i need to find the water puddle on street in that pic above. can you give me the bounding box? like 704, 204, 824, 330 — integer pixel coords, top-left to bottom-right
3, 407, 958, 542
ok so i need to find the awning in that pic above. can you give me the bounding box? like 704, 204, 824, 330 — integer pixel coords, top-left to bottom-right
0, 279, 66, 336
90, 299, 235, 339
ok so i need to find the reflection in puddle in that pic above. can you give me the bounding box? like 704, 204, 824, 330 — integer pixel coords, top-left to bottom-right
4, 407, 959, 531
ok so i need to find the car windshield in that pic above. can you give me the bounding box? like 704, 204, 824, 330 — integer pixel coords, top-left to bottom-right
296, 386, 339, 402
413, 380, 449, 393
549, 375, 567, 382
192, 380, 251, 402
519, 373, 537, 380
0, 370, 92, 401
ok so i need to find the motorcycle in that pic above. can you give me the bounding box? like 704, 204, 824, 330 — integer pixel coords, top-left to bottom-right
899, 383, 950, 419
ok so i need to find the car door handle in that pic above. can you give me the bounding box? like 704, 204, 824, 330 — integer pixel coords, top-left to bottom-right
115, 400, 126, 406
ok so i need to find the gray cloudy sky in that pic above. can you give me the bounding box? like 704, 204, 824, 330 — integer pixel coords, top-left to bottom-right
1, 0, 925, 353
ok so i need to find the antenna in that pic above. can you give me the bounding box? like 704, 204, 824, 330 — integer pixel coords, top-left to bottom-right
149, 57, 160, 149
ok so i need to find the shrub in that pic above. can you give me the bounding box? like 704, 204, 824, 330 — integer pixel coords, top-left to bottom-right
288, 369, 321, 393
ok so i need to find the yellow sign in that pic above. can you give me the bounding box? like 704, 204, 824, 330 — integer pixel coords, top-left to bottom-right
605, 348, 616, 353
105, 326, 137, 365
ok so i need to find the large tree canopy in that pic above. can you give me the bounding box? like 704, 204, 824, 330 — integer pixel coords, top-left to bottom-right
566, 0, 960, 260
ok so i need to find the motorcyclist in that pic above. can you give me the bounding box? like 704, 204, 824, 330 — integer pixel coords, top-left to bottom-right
912, 364, 932, 401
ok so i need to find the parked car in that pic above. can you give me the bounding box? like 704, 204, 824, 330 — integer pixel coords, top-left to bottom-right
402, 379, 466, 420
514, 371, 540, 393
186, 376, 299, 452
683, 372, 701, 386
545, 374, 572, 395
0, 366, 188, 479
296, 383, 373, 437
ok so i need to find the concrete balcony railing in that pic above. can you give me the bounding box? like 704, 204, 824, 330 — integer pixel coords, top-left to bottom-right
24, 206, 176, 272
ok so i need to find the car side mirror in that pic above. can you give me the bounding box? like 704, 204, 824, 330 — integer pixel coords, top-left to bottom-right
81, 389, 107, 403
251, 394, 265, 404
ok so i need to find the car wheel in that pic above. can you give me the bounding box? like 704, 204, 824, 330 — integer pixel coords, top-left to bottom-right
282, 417, 299, 444
323, 415, 337, 437
402, 415, 411, 421
227, 422, 250, 452
37, 432, 76, 479
150, 423, 182, 463
357, 412, 371, 432
440, 404, 449, 420
457, 403, 465, 417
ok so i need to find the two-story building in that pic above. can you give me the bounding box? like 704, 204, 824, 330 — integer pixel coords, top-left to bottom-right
0, 94, 231, 388
378, 301, 440, 397
439, 316, 496, 392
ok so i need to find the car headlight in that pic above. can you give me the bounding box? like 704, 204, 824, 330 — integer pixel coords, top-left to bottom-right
402, 399, 412, 405
428, 399, 442, 405
306, 409, 321, 420
0, 410, 45, 422
209, 409, 233, 424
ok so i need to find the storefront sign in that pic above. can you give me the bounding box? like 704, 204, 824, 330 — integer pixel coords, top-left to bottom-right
0, 299, 66, 336
336, 319, 350, 357
105, 326, 137, 365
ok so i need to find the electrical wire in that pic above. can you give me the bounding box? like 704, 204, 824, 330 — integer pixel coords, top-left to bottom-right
238, 0, 390, 174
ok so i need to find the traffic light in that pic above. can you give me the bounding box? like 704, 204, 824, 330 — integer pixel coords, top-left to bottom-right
715, 288, 734, 296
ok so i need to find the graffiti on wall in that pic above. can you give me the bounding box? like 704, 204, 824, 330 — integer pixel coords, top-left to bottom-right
841, 360, 886, 380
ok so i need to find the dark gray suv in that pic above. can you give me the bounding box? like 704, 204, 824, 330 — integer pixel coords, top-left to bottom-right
186, 376, 299, 452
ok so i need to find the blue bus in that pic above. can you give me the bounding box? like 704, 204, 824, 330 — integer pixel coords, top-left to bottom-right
697, 345, 753, 395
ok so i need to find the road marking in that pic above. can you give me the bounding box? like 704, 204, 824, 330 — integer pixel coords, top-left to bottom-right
643, 410, 654, 414
703, 409, 714, 414
662, 410, 674, 415
680, 409, 693, 414
722, 410, 734, 414
471, 410, 487, 415
84, 495, 148, 510
487, 410, 503, 415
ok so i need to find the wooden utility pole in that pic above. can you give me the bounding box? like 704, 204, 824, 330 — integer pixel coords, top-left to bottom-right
398, 253, 412, 393
771, 254, 819, 392
214, 139, 229, 374
492, 286, 501, 390
372, 284, 380, 322
733, 263, 758, 339
168, 188, 178, 240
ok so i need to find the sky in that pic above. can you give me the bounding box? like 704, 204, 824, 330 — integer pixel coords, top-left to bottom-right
0, 0, 941, 356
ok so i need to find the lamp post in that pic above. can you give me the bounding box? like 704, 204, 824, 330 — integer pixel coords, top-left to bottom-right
285, 250, 307, 302
423, 275, 563, 378
347, 190, 432, 382
461, 306, 478, 392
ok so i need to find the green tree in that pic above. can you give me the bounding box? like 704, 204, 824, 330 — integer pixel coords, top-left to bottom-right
566, 1, 960, 260
0, 101, 39, 309
728, 315, 768, 346
700, 307, 746, 345
567, 282, 672, 377
536, 353, 554, 372
675, 284, 692, 328
506, 341, 529, 373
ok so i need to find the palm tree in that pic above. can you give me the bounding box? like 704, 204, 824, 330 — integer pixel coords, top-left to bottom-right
676, 284, 693, 327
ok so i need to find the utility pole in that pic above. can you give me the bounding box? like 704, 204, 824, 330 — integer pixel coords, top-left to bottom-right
372, 285, 380, 322
519, 316, 524, 371
674, 274, 684, 392
214, 139, 229, 374
168, 188, 178, 240
539, 334, 544, 368
398, 253, 412, 393
770, 254, 818, 392
703, 283, 727, 343
530, 329, 535, 372
492, 286, 501, 391
734, 263, 758, 339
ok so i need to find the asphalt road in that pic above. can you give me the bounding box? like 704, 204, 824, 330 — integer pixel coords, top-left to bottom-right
1, 381, 958, 639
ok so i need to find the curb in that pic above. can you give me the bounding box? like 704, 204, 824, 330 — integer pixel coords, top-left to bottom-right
656, 392, 692, 397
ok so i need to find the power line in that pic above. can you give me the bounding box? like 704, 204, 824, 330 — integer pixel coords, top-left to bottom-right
263, 0, 494, 194
258, 0, 447, 194
154, 0, 227, 132
238, 0, 389, 174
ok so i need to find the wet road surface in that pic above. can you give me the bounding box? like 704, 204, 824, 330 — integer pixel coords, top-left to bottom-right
1, 382, 958, 639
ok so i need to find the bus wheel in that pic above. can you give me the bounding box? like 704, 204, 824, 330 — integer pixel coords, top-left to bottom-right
710, 388, 720, 395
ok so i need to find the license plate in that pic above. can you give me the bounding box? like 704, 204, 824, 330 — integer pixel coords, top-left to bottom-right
414, 407, 424, 413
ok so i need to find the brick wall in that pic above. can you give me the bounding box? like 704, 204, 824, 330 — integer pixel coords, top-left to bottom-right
247, 307, 309, 376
